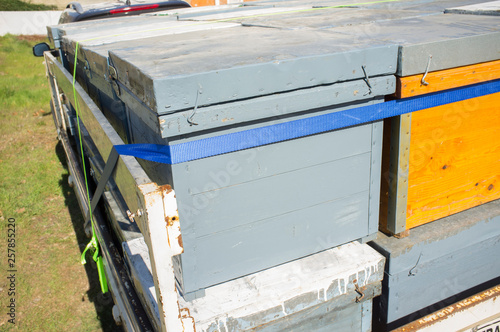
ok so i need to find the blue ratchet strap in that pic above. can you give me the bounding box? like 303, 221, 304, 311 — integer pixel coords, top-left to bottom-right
114, 79, 500, 165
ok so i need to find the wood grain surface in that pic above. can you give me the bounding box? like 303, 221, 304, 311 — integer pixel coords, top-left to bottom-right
396, 60, 500, 98
406, 92, 500, 228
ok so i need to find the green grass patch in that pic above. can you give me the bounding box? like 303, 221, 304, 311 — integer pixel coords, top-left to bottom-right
0, 35, 118, 331
0, 0, 57, 11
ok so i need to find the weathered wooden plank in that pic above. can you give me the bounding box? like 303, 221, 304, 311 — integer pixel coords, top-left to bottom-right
379, 114, 411, 235
102, 192, 142, 243
396, 59, 500, 98
123, 239, 385, 331
369, 120, 384, 236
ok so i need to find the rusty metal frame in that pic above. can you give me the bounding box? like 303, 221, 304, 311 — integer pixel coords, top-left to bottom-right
44, 52, 186, 332
386, 113, 411, 235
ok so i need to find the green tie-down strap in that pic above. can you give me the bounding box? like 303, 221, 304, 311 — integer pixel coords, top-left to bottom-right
81, 225, 109, 294
77, 147, 119, 295
72, 42, 108, 295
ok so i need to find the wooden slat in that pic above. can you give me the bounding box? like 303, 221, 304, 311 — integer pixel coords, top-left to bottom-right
379, 119, 391, 234
396, 60, 500, 98
379, 115, 412, 236
405, 92, 500, 229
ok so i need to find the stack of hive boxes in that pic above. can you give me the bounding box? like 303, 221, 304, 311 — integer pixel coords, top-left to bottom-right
48, 3, 395, 329
45, 0, 500, 330
370, 2, 500, 330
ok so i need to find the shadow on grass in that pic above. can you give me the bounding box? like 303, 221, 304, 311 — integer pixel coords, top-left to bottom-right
55, 141, 123, 332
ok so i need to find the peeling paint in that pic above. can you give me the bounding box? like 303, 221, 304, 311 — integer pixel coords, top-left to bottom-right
180, 307, 197, 332
159, 184, 173, 194
162, 186, 184, 255
177, 234, 183, 249
165, 215, 179, 227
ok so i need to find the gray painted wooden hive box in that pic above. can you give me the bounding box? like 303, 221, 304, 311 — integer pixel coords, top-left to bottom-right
370, 199, 500, 330
48, 6, 398, 299
324, 10, 500, 236
251, 5, 500, 237
123, 239, 385, 331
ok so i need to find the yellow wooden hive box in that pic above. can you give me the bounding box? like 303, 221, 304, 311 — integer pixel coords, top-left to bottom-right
380, 60, 500, 235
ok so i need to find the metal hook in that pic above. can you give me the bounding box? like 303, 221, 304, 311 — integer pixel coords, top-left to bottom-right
106, 58, 121, 95
362, 65, 372, 96
355, 283, 365, 303
187, 90, 201, 126
421, 55, 432, 86
408, 253, 423, 276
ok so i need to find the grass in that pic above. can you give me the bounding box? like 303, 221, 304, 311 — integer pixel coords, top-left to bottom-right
0, 35, 119, 331
0, 0, 57, 11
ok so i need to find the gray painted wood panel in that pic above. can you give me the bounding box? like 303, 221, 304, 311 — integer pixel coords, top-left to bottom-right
368, 121, 383, 237
213, 8, 438, 29
111, 97, 386, 297
384, 235, 500, 323
370, 199, 500, 324
180, 123, 373, 196
159, 76, 394, 137
253, 297, 376, 332
52, 1, 500, 117
179, 152, 371, 234
162, 94, 386, 144
315, 13, 500, 76
108, 31, 397, 113
187, 194, 370, 291
121, 97, 386, 296
62, 20, 238, 48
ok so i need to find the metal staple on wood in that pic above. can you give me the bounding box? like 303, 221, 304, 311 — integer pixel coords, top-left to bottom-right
421, 55, 433, 86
